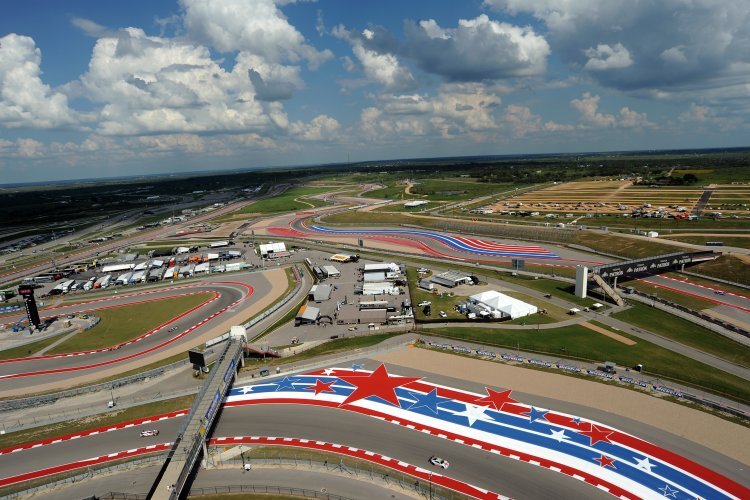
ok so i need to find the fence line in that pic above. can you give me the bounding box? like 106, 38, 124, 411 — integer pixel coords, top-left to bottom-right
212, 456, 460, 500
0, 455, 164, 500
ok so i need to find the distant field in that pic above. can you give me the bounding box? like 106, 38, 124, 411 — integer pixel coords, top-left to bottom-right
238, 186, 333, 214
661, 235, 750, 250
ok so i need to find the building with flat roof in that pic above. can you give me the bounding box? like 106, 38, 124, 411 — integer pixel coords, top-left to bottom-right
308, 283, 332, 302
322, 265, 340, 278
295, 304, 320, 326
431, 270, 473, 288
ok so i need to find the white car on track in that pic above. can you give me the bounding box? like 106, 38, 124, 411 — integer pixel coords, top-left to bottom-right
140, 429, 160, 437
429, 456, 449, 469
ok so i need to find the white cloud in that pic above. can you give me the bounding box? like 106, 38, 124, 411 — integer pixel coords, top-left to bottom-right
571, 92, 653, 128
660, 46, 688, 64
584, 43, 633, 71
333, 25, 416, 91
679, 103, 712, 122
618, 106, 652, 128
0, 34, 80, 129
503, 104, 574, 136
486, 0, 750, 100
404, 15, 550, 81
79, 28, 276, 135
180, 0, 332, 69
570, 92, 615, 127
290, 114, 340, 141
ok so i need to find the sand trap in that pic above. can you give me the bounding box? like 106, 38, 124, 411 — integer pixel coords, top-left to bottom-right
581, 321, 637, 345
374, 348, 750, 464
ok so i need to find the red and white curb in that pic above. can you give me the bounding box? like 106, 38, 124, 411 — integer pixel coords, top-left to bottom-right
0, 282, 253, 378
210, 436, 508, 500
0, 442, 172, 488
223, 398, 635, 499
0, 409, 187, 456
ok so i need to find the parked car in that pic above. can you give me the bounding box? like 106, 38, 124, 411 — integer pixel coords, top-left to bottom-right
418, 301, 432, 307
439, 311, 448, 318
430, 456, 450, 469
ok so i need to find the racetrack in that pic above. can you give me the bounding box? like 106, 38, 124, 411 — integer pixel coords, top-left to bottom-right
0, 269, 287, 396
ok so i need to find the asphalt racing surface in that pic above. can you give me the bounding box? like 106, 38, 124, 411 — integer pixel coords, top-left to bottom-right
263, 211, 750, 314
214, 404, 607, 499
0, 271, 274, 396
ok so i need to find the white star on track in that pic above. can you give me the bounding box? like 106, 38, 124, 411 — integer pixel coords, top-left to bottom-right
240, 386, 254, 394
548, 429, 568, 443
453, 403, 495, 426
634, 456, 656, 473
322, 368, 336, 376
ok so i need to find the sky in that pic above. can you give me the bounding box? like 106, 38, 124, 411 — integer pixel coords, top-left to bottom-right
1, 0, 749, 183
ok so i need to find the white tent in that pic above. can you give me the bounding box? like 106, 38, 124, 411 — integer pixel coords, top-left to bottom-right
469, 290, 537, 320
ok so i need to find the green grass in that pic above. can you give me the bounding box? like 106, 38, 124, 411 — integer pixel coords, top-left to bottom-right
573, 232, 683, 258
660, 235, 750, 250
46, 293, 212, 354
0, 334, 62, 361
689, 254, 750, 286
613, 303, 750, 367
500, 276, 608, 308
238, 186, 333, 214
242, 333, 396, 369
426, 325, 750, 402
0, 394, 194, 450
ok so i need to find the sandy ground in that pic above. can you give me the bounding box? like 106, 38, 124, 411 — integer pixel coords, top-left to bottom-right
703, 309, 750, 331
374, 348, 750, 465
580, 321, 637, 345
193, 221, 247, 239
8, 269, 288, 397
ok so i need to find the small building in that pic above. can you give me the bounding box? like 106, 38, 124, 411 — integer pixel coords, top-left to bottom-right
431, 270, 473, 288
330, 254, 358, 263
259, 242, 288, 259
322, 265, 340, 278
364, 263, 399, 273
362, 282, 400, 295
468, 290, 538, 320
308, 283, 332, 302
364, 272, 386, 282
418, 279, 435, 291
295, 304, 320, 326
404, 200, 428, 208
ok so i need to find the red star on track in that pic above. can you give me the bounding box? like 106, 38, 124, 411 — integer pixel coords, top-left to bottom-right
594, 455, 617, 469
304, 379, 336, 396
475, 388, 518, 411
337, 364, 420, 407
578, 424, 614, 446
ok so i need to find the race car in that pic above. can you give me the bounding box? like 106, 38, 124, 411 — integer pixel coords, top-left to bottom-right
140, 429, 160, 437
429, 456, 449, 469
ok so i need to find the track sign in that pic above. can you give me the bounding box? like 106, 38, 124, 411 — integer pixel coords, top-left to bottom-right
188, 349, 206, 369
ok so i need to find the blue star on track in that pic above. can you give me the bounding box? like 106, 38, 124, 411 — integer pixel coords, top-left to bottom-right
405, 388, 450, 414
274, 376, 299, 391
523, 406, 549, 423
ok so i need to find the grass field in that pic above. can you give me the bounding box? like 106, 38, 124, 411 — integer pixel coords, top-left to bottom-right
238, 186, 333, 214
427, 325, 749, 402
45, 293, 212, 355
612, 303, 750, 367
689, 254, 749, 286
661, 235, 750, 250
573, 231, 683, 258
